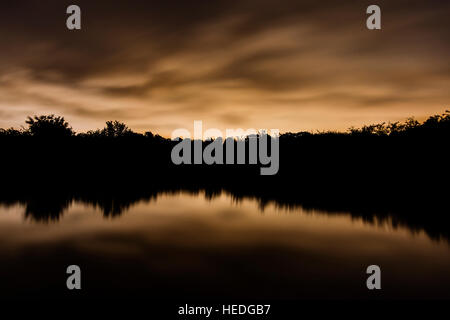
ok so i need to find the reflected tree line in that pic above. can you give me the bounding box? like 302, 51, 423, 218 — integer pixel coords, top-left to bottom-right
0, 185, 448, 242
0, 111, 449, 241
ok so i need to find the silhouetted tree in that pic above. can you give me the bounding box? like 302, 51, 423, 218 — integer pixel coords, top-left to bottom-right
25, 115, 73, 137
101, 120, 132, 137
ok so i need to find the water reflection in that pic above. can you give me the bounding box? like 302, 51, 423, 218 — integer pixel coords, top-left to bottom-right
0, 188, 448, 242
0, 191, 449, 299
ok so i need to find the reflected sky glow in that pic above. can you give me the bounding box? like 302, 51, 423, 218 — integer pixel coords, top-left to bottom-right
0, 192, 449, 299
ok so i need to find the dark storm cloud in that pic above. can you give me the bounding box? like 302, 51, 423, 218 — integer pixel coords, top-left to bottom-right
0, 0, 449, 134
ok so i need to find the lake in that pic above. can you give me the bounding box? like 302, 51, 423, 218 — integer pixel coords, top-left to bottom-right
0, 191, 449, 299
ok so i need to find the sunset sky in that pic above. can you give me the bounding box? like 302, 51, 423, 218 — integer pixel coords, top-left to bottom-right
0, 0, 449, 136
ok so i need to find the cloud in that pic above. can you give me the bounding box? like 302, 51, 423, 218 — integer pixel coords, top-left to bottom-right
0, 0, 449, 135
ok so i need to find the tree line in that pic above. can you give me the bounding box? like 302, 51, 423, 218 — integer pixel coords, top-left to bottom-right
1, 110, 449, 139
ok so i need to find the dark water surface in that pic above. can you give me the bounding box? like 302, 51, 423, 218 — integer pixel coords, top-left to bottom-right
0, 191, 449, 299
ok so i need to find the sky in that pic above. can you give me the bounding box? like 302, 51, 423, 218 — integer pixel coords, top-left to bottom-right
0, 0, 449, 136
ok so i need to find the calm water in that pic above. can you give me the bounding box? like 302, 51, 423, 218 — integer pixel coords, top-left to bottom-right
0, 191, 449, 299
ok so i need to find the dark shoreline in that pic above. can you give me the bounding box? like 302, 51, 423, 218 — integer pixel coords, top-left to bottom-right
1, 112, 449, 239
